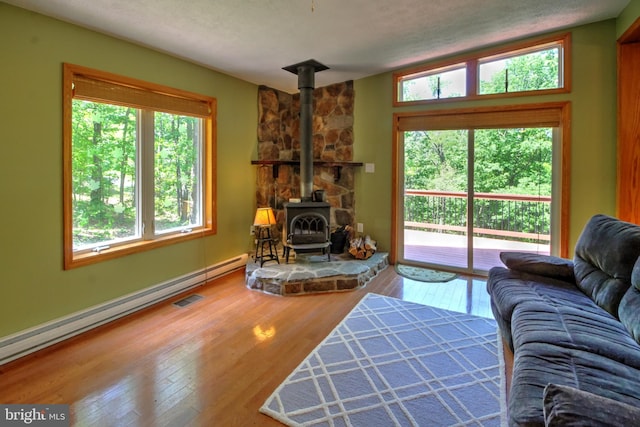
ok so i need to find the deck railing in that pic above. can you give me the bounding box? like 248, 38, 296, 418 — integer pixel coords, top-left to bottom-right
404, 189, 551, 243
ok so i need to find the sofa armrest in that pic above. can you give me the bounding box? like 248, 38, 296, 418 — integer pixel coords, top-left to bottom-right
544, 383, 640, 426
500, 252, 575, 282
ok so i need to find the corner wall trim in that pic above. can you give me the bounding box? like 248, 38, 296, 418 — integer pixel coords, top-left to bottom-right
0, 254, 248, 366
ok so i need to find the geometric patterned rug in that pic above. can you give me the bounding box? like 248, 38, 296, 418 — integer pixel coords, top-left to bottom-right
261, 293, 506, 426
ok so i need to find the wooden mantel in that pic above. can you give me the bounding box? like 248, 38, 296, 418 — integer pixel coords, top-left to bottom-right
251, 160, 363, 180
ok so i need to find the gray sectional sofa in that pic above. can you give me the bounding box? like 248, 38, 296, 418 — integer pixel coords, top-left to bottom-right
487, 214, 640, 426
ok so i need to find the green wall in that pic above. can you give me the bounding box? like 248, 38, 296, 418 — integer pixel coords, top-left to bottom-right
0, 2, 634, 341
0, 3, 258, 337
618, 0, 640, 37
353, 19, 618, 257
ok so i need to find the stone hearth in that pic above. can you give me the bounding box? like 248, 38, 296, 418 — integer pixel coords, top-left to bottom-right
246, 252, 388, 296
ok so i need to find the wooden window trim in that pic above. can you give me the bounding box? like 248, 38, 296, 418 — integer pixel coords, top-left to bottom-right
62, 63, 217, 269
393, 33, 571, 107
616, 18, 640, 224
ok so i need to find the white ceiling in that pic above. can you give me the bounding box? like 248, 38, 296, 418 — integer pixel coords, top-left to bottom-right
5, 0, 630, 93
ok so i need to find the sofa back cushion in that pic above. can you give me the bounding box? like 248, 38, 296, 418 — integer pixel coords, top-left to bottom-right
574, 214, 640, 318
619, 258, 640, 343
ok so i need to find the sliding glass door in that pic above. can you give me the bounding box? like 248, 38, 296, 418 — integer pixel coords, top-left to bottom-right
399, 125, 555, 275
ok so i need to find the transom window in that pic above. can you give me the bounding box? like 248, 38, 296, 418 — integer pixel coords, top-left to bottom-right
394, 34, 570, 105
398, 64, 466, 102
63, 64, 216, 269
478, 43, 562, 95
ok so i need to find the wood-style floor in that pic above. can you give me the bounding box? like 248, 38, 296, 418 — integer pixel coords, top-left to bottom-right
0, 266, 507, 427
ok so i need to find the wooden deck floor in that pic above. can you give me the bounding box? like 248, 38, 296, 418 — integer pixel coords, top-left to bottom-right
403, 229, 550, 273
0, 266, 497, 427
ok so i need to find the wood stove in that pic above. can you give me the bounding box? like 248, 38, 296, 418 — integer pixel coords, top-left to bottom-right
282, 201, 331, 261
280, 60, 332, 262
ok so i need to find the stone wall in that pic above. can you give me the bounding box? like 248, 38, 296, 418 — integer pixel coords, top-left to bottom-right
256, 81, 356, 235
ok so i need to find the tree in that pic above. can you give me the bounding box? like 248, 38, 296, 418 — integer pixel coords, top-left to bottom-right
72, 101, 137, 244
480, 48, 559, 94
154, 112, 199, 231
404, 129, 467, 191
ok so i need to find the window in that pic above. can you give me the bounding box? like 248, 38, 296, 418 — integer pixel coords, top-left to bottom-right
394, 33, 570, 105
63, 64, 216, 269
478, 43, 562, 95
398, 64, 466, 102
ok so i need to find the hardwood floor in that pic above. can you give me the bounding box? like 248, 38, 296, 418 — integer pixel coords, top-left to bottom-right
0, 266, 500, 427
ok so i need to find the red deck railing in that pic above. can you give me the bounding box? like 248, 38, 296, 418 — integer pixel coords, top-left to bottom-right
404, 189, 551, 242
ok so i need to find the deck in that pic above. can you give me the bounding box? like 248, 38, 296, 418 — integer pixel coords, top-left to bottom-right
402, 229, 550, 274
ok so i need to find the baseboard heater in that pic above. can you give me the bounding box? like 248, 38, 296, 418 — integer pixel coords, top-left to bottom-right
0, 253, 248, 366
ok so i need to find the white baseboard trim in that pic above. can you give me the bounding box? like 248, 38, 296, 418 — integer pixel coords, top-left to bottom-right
0, 253, 248, 366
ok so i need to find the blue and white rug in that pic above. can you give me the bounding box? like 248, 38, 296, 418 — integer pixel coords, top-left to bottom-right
261, 293, 506, 427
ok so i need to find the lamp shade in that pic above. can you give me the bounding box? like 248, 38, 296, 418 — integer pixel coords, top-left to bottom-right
254, 207, 276, 226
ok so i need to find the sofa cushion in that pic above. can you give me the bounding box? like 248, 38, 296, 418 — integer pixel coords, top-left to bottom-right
574, 214, 640, 317
543, 383, 640, 427
487, 266, 596, 351
509, 343, 640, 426
619, 257, 640, 344
511, 300, 640, 369
499, 252, 574, 282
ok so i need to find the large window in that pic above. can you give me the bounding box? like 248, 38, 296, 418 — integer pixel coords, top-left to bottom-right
63, 64, 216, 269
394, 33, 570, 105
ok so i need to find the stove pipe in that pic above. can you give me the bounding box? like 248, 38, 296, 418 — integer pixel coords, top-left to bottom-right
283, 59, 329, 202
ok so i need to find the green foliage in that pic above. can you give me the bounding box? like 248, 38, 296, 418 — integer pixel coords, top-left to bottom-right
72, 101, 137, 245
474, 128, 552, 195
404, 126, 552, 239
404, 130, 468, 191
404, 126, 552, 240
479, 48, 559, 94
71, 101, 201, 247
154, 112, 199, 232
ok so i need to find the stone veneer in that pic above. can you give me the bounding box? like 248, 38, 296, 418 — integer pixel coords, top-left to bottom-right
256, 81, 355, 238
246, 252, 388, 296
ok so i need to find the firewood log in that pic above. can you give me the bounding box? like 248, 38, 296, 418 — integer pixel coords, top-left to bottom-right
349, 236, 363, 257
364, 235, 376, 251
348, 235, 377, 259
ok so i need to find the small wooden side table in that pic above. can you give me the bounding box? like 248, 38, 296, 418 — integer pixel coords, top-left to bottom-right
254, 226, 280, 267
